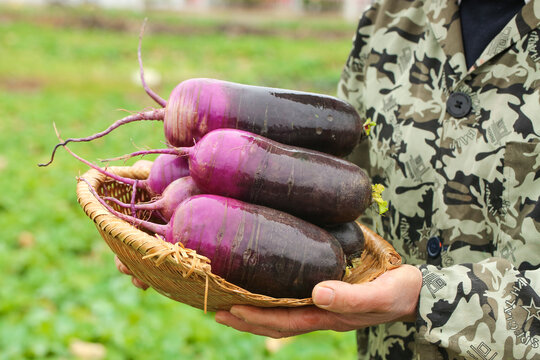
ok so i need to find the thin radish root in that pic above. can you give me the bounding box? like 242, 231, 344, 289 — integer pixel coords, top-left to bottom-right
101, 148, 180, 163
38, 108, 165, 167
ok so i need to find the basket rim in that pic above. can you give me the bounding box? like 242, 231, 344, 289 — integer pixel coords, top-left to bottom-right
76, 167, 315, 307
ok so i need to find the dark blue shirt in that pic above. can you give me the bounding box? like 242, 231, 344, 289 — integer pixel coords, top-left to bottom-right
460, 0, 525, 68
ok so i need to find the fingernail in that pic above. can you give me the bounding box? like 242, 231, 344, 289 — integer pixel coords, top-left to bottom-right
313, 286, 334, 307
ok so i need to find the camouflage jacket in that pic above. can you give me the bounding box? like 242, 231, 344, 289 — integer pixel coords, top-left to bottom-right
337, 0, 540, 359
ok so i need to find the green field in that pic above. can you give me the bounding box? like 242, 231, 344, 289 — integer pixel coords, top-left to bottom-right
0, 5, 359, 359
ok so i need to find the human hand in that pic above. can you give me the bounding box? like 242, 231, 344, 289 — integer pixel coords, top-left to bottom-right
214, 264, 422, 338
114, 255, 150, 290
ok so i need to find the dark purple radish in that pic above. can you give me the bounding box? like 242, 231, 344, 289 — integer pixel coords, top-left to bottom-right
109, 129, 373, 225
83, 179, 346, 299
163, 78, 364, 157
104, 176, 202, 221
144, 154, 189, 196
138, 19, 364, 155
40, 78, 364, 167
324, 221, 365, 265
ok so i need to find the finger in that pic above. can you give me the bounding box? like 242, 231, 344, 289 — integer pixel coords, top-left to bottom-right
312, 280, 382, 314
114, 256, 133, 275
312, 266, 419, 315
131, 276, 150, 290
227, 305, 338, 333
215, 310, 299, 338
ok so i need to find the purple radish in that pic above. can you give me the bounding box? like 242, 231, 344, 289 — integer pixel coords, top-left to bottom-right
107, 128, 373, 225
40, 75, 364, 166
83, 179, 346, 299
104, 176, 202, 221
324, 221, 365, 265
162, 78, 364, 156
143, 154, 189, 196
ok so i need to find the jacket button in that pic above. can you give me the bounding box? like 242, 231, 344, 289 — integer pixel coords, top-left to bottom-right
427, 236, 443, 258
446, 92, 472, 118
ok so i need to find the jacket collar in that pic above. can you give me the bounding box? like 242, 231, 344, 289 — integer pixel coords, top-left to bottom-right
424, 0, 540, 74
471, 0, 539, 71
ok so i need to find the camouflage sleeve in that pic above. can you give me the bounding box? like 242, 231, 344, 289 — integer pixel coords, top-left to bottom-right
416, 260, 540, 359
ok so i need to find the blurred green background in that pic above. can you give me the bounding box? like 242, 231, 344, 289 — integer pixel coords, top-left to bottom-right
0, 4, 359, 359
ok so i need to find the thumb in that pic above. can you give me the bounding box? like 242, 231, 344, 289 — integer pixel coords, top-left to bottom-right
312, 280, 373, 313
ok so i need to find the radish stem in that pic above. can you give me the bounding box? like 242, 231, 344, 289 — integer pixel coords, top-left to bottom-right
138, 18, 167, 108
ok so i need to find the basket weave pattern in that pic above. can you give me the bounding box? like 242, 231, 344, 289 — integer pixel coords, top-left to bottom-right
77, 166, 401, 312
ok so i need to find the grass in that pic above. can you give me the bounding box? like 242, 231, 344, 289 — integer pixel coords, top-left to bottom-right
0, 5, 358, 359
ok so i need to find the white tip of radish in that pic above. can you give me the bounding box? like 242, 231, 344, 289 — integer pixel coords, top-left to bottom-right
131, 67, 162, 88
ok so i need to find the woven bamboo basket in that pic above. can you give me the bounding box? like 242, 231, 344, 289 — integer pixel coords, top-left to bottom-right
76, 165, 402, 312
